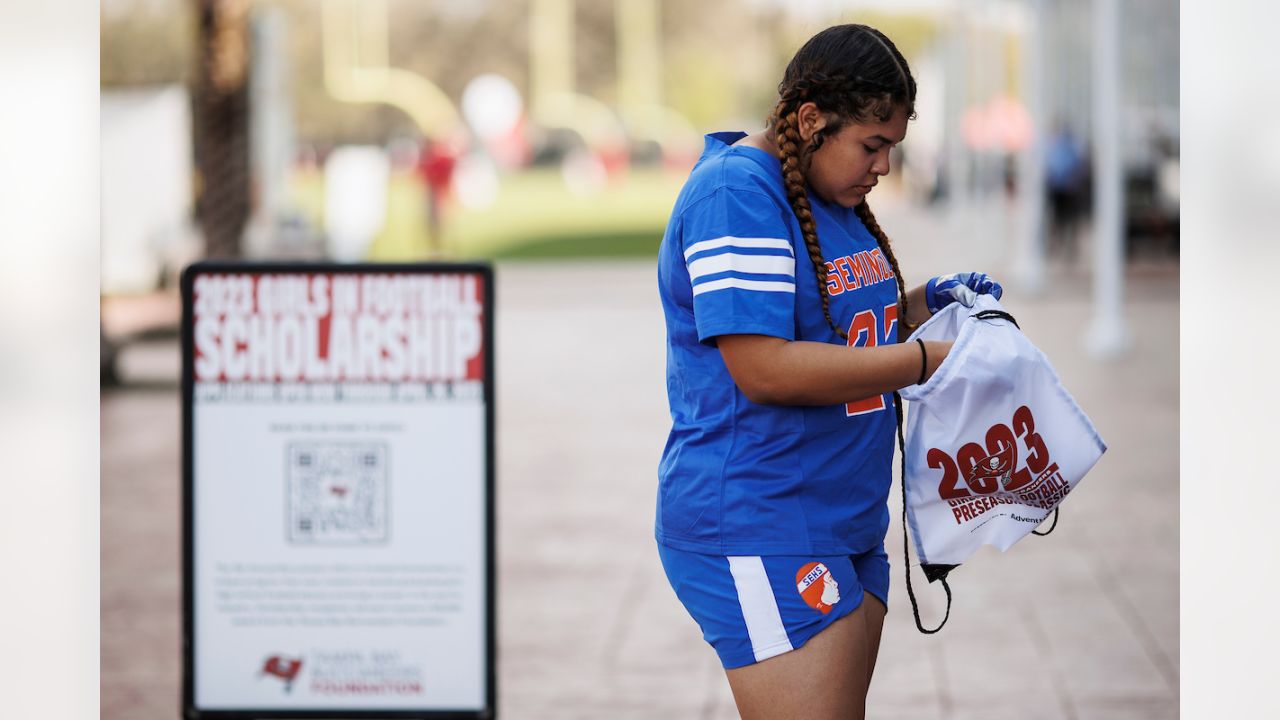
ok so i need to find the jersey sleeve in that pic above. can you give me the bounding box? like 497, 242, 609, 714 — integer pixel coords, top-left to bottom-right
680, 187, 798, 343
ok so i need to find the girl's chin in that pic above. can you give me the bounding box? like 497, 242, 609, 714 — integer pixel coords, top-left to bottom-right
814, 186, 869, 208
833, 189, 868, 208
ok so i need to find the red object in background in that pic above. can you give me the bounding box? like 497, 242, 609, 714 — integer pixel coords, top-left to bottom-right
598, 144, 630, 179
487, 114, 532, 169
417, 142, 457, 196
962, 96, 1032, 152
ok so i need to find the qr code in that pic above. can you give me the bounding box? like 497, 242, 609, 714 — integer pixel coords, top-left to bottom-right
288, 443, 389, 544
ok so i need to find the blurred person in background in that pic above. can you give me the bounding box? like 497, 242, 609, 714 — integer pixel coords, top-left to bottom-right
655, 24, 1002, 719
1046, 121, 1089, 262
416, 136, 457, 257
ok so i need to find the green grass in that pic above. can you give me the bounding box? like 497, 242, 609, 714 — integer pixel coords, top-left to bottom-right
289, 166, 682, 261
489, 227, 664, 259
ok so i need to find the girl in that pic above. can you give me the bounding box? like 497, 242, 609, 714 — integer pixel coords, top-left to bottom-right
655, 24, 1002, 719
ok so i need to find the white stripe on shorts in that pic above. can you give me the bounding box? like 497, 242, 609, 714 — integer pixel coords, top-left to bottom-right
727, 556, 794, 662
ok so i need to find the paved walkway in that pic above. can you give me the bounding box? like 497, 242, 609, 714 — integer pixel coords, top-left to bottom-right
102, 205, 1178, 719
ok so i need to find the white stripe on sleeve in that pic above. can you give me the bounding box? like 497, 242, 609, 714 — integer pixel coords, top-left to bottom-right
684, 236, 793, 260
691, 278, 796, 297
687, 253, 796, 282
727, 556, 794, 662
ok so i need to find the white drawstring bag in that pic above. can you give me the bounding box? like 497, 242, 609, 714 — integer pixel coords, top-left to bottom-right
893, 295, 1106, 632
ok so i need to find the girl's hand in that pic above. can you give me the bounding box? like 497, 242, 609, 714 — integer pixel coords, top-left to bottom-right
925, 272, 1003, 314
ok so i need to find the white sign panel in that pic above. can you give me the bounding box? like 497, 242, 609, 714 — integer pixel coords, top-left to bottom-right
182, 264, 494, 718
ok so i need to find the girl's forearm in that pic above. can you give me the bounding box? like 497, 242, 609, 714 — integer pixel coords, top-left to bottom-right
717, 334, 949, 406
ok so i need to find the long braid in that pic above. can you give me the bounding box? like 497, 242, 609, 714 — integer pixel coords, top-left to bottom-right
774, 109, 848, 340
854, 201, 915, 334
765, 24, 918, 340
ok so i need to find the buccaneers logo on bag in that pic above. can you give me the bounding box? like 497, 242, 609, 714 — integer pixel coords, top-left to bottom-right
927, 405, 1072, 525
965, 444, 1015, 492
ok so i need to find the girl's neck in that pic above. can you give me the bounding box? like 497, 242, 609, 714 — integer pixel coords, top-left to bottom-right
733, 130, 779, 158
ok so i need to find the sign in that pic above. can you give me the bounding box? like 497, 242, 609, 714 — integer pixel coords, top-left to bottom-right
181, 262, 495, 718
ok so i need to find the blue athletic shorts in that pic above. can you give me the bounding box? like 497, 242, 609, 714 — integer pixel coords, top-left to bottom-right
658, 544, 890, 669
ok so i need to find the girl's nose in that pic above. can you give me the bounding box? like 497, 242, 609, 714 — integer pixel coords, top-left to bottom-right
872, 149, 892, 176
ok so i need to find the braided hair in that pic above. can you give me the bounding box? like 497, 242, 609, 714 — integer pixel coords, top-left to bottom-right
767, 24, 917, 339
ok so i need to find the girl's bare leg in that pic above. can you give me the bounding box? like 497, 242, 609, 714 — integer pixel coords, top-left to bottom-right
859, 592, 887, 690
724, 591, 887, 720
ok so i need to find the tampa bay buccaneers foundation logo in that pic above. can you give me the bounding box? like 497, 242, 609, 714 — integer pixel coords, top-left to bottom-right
927, 405, 1071, 525
260, 654, 303, 693
795, 562, 841, 614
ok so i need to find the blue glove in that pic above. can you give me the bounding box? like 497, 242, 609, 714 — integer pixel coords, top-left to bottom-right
925, 272, 1003, 314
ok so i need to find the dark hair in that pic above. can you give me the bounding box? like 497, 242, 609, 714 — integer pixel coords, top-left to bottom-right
768, 24, 917, 339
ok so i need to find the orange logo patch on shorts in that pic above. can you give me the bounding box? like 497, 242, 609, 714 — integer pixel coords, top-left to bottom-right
796, 561, 841, 614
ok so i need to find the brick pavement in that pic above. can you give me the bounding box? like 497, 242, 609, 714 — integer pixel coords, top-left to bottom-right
101, 205, 1178, 718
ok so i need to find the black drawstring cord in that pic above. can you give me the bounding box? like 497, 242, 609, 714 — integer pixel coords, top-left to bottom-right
895, 390, 951, 634
971, 309, 1020, 328
1032, 508, 1059, 536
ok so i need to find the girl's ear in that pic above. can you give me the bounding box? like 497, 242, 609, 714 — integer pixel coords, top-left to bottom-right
796, 102, 828, 143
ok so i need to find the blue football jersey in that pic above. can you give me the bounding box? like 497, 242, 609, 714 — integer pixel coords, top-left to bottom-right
656, 132, 901, 556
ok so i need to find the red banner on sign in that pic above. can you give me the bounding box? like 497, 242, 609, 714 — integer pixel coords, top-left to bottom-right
191, 273, 486, 383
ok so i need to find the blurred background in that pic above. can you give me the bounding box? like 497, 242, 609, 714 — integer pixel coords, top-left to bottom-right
101, 1, 1179, 718
99, 0, 1177, 364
